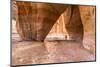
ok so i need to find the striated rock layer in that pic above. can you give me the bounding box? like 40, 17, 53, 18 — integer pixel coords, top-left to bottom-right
16, 2, 67, 41
16, 2, 84, 42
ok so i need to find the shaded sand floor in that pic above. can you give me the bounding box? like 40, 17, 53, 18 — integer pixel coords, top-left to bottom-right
12, 38, 95, 65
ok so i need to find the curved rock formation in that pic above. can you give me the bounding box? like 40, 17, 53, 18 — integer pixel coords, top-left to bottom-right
16, 2, 95, 44
16, 2, 67, 41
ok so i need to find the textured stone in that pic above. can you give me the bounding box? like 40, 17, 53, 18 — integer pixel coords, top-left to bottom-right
64, 6, 83, 41
16, 2, 67, 41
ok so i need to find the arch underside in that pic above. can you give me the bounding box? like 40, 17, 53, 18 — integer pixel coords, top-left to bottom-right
16, 2, 84, 42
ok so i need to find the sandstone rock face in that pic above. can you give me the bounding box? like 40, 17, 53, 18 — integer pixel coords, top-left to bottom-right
64, 6, 83, 41
79, 6, 95, 34
79, 6, 96, 54
16, 2, 84, 42
16, 2, 67, 41
12, 0, 17, 20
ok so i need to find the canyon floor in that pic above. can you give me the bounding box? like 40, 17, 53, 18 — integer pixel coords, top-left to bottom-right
12, 34, 95, 66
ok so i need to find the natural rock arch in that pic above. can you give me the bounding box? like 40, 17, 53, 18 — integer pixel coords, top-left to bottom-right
16, 2, 84, 42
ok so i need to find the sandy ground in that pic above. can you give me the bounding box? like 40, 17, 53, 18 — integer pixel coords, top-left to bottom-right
12, 39, 95, 66
12, 20, 95, 66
